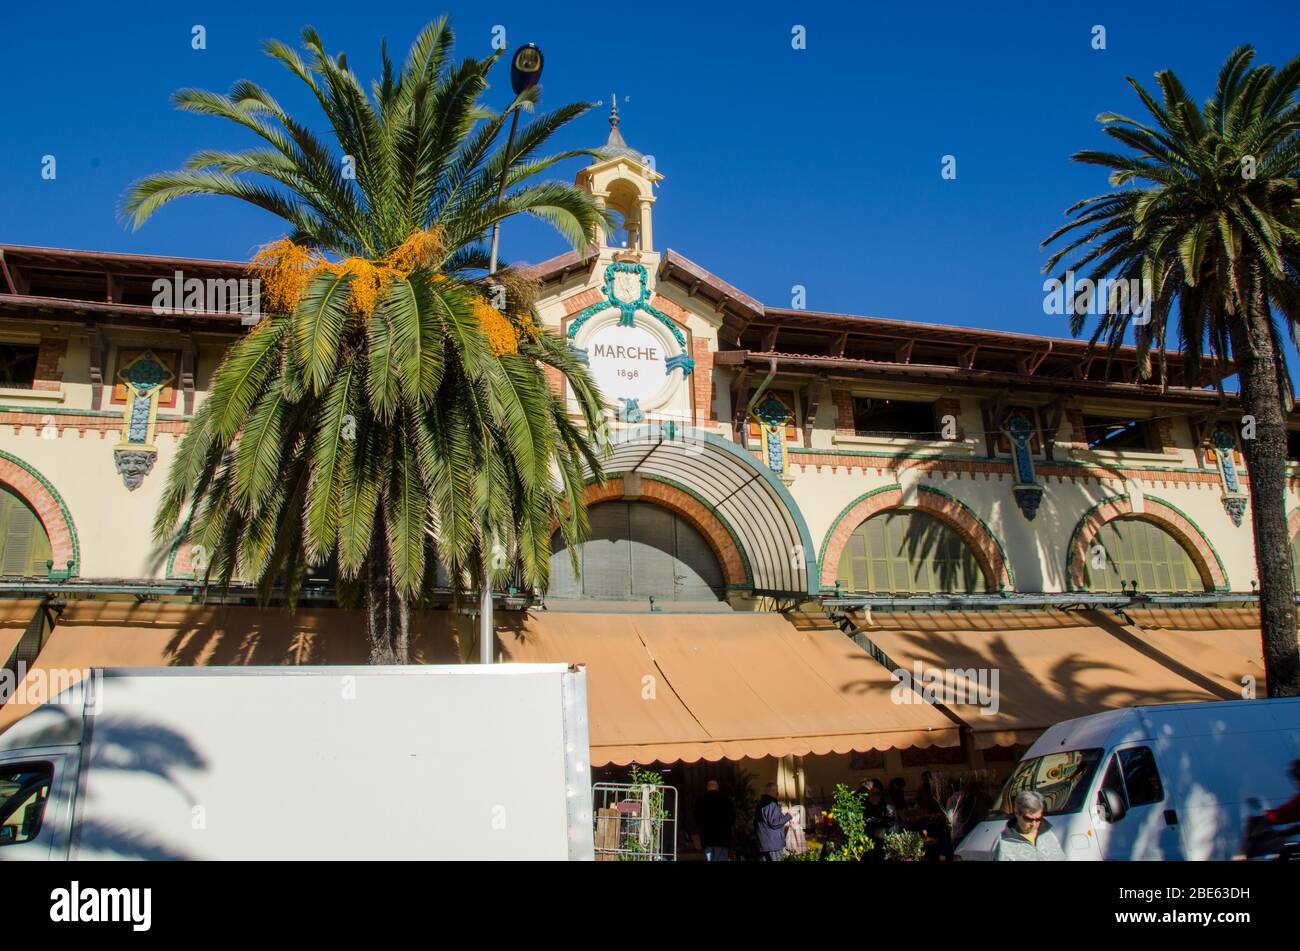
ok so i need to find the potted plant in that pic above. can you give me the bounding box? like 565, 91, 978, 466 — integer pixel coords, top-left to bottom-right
881, 829, 927, 861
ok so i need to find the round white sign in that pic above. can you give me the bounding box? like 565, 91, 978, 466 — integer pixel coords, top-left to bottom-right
586, 322, 666, 403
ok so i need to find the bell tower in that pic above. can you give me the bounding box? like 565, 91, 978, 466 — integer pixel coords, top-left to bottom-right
576, 96, 664, 254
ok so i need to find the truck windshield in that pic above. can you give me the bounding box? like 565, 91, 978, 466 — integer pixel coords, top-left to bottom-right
991, 748, 1103, 816
0, 763, 53, 846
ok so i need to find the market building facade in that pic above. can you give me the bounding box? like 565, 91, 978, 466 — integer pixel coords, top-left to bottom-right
0, 115, 1288, 852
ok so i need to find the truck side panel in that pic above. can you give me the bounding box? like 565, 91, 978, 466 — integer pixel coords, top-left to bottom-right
1140, 703, 1300, 860
68, 667, 584, 860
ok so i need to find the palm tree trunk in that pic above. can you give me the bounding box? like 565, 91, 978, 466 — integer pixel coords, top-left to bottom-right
364, 518, 402, 665
396, 594, 411, 662
1231, 271, 1300, 698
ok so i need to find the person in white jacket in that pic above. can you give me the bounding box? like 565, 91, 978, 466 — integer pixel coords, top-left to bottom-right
994, 790, 1066, 861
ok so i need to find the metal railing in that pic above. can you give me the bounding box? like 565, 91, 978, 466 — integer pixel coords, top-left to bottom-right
592, 782, 677, 861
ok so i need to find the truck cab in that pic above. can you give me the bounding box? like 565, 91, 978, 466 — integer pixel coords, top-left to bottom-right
956, 698, 1300, 861
0, 704, 84, 861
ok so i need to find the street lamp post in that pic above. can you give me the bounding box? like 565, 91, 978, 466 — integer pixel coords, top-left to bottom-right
481, 43, 543, 664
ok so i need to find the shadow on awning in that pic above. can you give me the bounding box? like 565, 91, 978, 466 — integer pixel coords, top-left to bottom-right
1116, 606, 1265, 697
0, 602, 960, 765
0, 601, 464, 733
855, 608, 1240, 749
495, 609, 961, 765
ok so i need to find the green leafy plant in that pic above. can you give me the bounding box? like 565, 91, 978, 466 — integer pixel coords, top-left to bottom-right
881, 828, 927, 861
784, 840, 824, 862
825, 783, 874, 861
620, 765, 668, 859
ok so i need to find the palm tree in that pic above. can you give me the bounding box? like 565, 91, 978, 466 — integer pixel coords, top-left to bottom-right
122, 19, 610, 663
1044, 46, 1300, 696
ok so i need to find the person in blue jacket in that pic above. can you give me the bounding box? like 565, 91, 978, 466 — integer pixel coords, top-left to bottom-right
754, 782, 793, 861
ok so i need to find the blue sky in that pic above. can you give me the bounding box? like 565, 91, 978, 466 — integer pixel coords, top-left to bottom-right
2, 0, 1298, 345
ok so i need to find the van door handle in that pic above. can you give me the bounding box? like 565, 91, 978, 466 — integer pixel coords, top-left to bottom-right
1163, 809, 1178, 826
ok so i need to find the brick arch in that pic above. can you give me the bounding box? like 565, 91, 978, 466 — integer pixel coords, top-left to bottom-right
819, 485, 1013, 591
574, 477, 749, 588
1067, 495, 1228, 591
0, 450, 79, 577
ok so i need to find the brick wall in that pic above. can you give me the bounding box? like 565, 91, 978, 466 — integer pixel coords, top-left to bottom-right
0, 410, 187, 438
561, 287, 603, 317
1153, 415, 1181, 455
649, 293, 690, 330
691, 339, 714, 424
832, 390, 855, 435
933, 397, 963, 439
32, 337, 67, 391
1066, 409, 1088, 450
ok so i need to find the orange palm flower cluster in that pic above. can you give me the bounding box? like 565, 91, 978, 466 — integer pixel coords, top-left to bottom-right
474, 298, 519, 356
248, 229, 446, 316
249, 230, 543, 358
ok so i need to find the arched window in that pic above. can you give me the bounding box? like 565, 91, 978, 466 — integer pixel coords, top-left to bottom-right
1088, 517, 1203, 593
835, 510, 986, 594
549, 501, 725, 601
0, 484, 51, 577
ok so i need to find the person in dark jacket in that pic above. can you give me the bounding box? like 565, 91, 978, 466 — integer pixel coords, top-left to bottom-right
861, 782, 899, 858
694, 780, 736, 861
754, 782, 793, 861
888, 777, 909, 816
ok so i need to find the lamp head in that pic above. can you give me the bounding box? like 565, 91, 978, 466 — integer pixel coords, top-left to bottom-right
510, 44, 543, 95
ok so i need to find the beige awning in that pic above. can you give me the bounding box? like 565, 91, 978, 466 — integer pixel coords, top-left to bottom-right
1120, 607, 1265, 696
0, 601, 464, 733
858, 609, 1236, 749
1, 602, 959, 762
497, 610, 961, 765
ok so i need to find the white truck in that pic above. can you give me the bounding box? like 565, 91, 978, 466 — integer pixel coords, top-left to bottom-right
0, 664, 594, 860
955, 696, 1300, 861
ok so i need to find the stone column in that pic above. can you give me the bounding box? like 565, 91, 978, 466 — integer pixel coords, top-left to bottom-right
638, 198, 654, 252
592, 192, 609, 247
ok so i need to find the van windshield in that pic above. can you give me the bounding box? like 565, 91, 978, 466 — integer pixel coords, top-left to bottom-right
991, 748, 1103, 816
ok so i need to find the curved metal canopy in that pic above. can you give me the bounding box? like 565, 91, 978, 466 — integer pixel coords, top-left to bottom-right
589, 426, 817, 596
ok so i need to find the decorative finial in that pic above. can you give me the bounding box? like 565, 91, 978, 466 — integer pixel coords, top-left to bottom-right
609, 92, 620, 128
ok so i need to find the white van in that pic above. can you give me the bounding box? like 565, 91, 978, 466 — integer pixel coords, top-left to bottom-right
0, 664, 594, 860
955, 697, 1300, 861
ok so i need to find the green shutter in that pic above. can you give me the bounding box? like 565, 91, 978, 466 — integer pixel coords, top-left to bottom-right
835, 510, 986, 594
0, 487, 52, 578
1088, 518, 1201, 593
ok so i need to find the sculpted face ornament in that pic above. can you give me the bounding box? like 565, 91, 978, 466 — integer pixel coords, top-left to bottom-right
1223, 495, 1248, 527
111, 350, 173, 490
114, 448, 157, 490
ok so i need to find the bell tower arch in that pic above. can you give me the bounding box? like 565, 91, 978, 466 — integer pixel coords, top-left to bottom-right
576, 96, 663, 252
